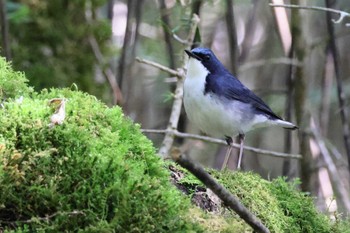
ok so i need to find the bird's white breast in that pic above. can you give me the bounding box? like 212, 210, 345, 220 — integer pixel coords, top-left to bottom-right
184, 58, 269, 138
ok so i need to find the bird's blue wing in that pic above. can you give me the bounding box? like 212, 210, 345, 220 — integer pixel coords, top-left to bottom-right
205, 72, 282, 120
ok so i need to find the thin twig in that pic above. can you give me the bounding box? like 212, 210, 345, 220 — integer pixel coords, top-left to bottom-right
155, 14, 200, 158
172, 151, 270, 233
172, 33, 188, 45
269, 4, 350, 26
135, 57, 180, 77
142, 129, 302, 159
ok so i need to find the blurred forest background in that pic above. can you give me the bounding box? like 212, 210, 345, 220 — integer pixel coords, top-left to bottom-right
1, 0, 350, 217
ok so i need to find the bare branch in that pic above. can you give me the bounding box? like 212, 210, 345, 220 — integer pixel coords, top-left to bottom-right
142, 129, 302, 159
172, 33, 188, 45
156, 14, 200, 158
135, 57, 180, 77
172, 151, 270, 233
269, 4, 350, 26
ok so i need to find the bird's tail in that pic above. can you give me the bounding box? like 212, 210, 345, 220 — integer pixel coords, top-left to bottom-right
274, 119, 298, 130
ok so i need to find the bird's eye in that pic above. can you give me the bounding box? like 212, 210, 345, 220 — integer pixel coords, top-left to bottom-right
204, 55, 210, 61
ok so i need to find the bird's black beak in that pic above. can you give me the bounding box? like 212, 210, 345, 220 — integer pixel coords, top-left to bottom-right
185, 50, 202, 61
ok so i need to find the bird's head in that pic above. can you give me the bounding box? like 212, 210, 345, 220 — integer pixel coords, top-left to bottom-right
185, 47, 224, 76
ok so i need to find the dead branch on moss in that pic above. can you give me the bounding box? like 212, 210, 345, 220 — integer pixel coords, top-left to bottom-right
171, 150, 270, 233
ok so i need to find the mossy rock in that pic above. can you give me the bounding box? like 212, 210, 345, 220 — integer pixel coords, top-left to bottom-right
0, 89, 206, 232
0, 57, 205, 232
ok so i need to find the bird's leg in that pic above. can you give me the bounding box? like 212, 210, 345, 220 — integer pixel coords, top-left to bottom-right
237, 133, 245, 170
221, 136, 233, 170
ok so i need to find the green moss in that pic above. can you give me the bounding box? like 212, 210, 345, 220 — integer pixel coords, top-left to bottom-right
0, 67, 203, 231
167, 163, 349, 232
331, 216, 350, 233
270, 177, 331, 232
0, 57, 33, 99
211, 171, 336, 233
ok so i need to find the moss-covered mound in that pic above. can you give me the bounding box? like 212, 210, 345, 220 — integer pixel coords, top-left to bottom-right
174, 165, 350, 233
0, 57, 202, 232
215, 171, 333, 232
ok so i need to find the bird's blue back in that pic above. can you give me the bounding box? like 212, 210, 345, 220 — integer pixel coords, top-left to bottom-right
191, 48, 282, 120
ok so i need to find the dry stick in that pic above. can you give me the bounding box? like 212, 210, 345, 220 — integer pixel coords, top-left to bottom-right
310, 118, 350, 212
153, 14, 200, 158
142, 129, 302, 159
158, 77, 184, 158
269, 4, 350, 26
172, 152, 270, 233
135, 57, 180, 77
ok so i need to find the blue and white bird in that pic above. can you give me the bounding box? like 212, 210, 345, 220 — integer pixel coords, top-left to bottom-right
183, 47, 297, 169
